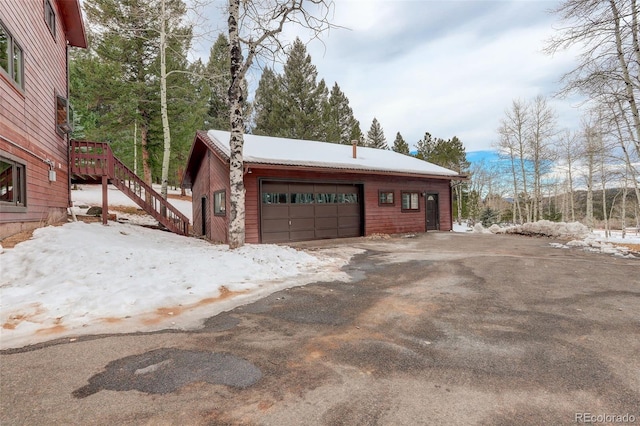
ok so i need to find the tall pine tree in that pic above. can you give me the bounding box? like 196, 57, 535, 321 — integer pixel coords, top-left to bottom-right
365, 118, 388, 149
392, 132, 410, 154
324, 82, 360, 144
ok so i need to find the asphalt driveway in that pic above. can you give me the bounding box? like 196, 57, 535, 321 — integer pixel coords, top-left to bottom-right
1, 232, 639, 425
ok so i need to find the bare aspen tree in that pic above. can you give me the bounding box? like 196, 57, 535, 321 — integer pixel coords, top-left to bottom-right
582, 121, 598, 230
528, 95, 557, 221
497, 99, 532, 222
558, 130, 579, 221
227, 0, 335, 248
547, 0, 640, 158
160, 0, 171, 201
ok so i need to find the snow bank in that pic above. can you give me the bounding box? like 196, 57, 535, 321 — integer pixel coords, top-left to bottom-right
465, 220, 637, 259
497, 220, 590, 239
0, 221, 358, 349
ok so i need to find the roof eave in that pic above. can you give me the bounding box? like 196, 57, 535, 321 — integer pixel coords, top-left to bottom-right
56, 0, 87, 48
244, 162, 461, 180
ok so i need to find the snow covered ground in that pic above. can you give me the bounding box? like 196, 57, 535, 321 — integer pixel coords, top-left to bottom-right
0, 185, 359, 350
2, 186, 637, 350
454, 220, 640, 258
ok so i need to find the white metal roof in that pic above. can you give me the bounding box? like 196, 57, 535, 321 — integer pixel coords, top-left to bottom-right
206, 130, 459, 178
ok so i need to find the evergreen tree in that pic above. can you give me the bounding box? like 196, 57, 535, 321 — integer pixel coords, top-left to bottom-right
252, 38, 328, 140
72, 0, 195, 186
415, 132, 435, 159
253, 68, 285, 136
392, 132, 410, 155
278, 38, 326, 140
205, 34, 231, 130
324, 82, 360, 144
365, 117, 388, 149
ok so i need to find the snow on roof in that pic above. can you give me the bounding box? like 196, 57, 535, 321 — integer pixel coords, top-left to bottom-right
206, 130, 460, 178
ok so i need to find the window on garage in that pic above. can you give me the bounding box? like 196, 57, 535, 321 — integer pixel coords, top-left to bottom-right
291, 193, 314, 204
378, 190, 394, 206
213, 190, 226, 216
401, 191, 420, 211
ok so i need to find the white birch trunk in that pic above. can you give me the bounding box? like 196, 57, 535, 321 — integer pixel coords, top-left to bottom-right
159, 0, 171, 201
227, 0, 246, 249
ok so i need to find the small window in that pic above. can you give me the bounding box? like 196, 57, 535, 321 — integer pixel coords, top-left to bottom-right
0, 155, 27, 210
262, 192, 287, 204
291, 193, 314, 204
0, 21, 24, 89
213, 190, 226, 216
45, 0, 56, 38
401, 192, 420, 211
378, 190, 394, 206
315, 193, 337, 203
337, 193, 358, 204
56, 95, 72, 135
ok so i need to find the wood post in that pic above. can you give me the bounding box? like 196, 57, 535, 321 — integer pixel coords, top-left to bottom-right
102, 174, 108, 225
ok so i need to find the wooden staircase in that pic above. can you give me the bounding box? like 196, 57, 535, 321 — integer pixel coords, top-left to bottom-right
70, 140, 190, 236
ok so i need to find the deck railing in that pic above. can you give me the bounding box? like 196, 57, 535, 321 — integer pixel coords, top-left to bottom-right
70, 140, 190, 236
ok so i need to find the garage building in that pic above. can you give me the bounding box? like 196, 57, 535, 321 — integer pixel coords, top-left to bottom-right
182, 130, 461, 244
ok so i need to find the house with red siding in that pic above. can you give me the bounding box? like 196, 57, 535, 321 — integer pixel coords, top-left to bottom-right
0, 0, 86, 239
182, 130, 461, 244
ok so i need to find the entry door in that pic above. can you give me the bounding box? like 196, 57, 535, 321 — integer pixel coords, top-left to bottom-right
426, 193, 439, 231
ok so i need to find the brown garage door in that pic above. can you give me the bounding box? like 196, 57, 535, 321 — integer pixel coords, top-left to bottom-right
261, 181, 362, 243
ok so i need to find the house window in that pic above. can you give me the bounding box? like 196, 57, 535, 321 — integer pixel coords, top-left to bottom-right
401, 191, 420, 211
213, 190, 226, 216
44, 0, 56, 38
378, 190, 394, 206
0, 155, 27, 210
0, 20, 24, 89
56, 95, 73, 135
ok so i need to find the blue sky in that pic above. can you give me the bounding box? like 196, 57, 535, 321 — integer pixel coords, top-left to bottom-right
192, 0, 586, 153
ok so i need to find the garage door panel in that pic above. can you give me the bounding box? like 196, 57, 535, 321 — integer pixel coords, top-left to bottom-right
262, 205, 289, 219
316, 228, 339, 239
315, 205, 338, 217
290, 217, 314, 231
262, 231, 290, 243
263, 218, 289, 232
290, 230, 315, 241
316, 216, 338, 230
314, 184, 337, 193
338, 185, 359, 194
338, 215, 360, 228
262, 182, 289, 193
338, 204, 360, 216
339, 227, 360, 237
289, 205, 314, 218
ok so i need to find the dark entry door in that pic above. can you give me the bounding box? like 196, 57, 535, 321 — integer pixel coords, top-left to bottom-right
426, 193, 439, 230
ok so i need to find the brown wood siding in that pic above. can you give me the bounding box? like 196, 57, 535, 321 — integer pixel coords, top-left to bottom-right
208, 151, 230, 243
190, 150, 230, 243
244, 167, 453, 243
0, 1, 74, 237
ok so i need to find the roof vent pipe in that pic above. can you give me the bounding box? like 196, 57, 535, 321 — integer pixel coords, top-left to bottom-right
352, 140, 357, 159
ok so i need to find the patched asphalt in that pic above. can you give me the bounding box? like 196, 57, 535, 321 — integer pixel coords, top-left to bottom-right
1, 232, 639, 425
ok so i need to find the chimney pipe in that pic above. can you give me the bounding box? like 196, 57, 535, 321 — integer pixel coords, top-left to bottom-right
352, 140, 357, 159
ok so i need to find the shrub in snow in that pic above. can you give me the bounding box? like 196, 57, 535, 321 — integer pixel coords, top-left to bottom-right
479, 207, 500, 227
